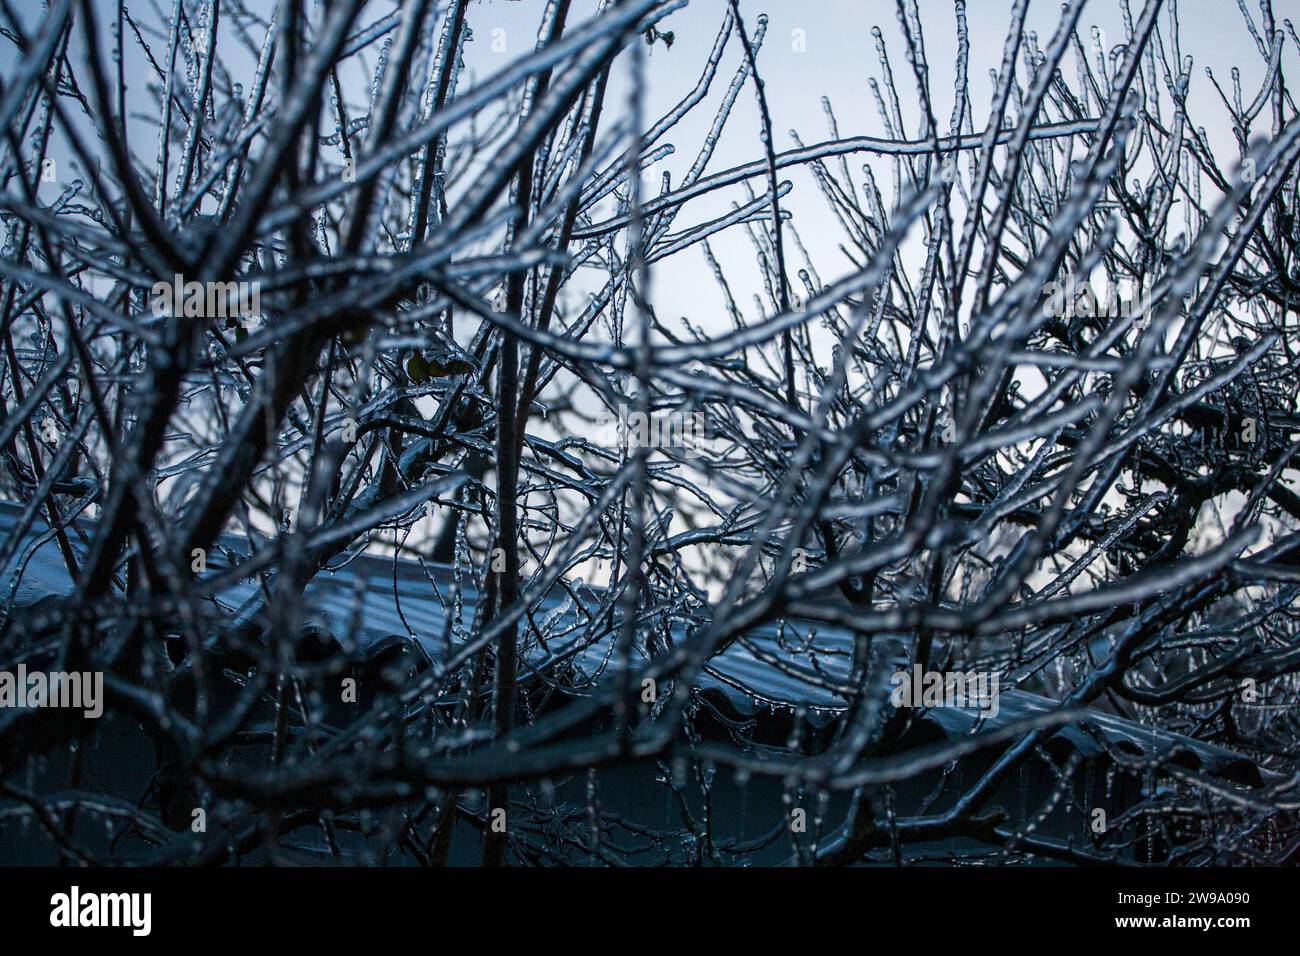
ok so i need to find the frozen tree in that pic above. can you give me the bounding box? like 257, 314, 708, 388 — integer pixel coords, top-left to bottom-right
1, 0, 1299, 866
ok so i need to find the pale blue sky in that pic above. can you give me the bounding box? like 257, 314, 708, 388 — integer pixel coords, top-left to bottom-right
7, 0, 1287, 337
450, 0, 1284, 336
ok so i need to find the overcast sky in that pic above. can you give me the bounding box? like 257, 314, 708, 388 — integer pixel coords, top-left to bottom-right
450, 0, 1284, 337
3, 0, 1276, 339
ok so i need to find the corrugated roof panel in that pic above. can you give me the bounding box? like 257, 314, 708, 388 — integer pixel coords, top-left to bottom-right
0, 501, 1267, 785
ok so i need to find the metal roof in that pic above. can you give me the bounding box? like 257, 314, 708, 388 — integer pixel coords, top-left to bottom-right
0, 500, 1268, 786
